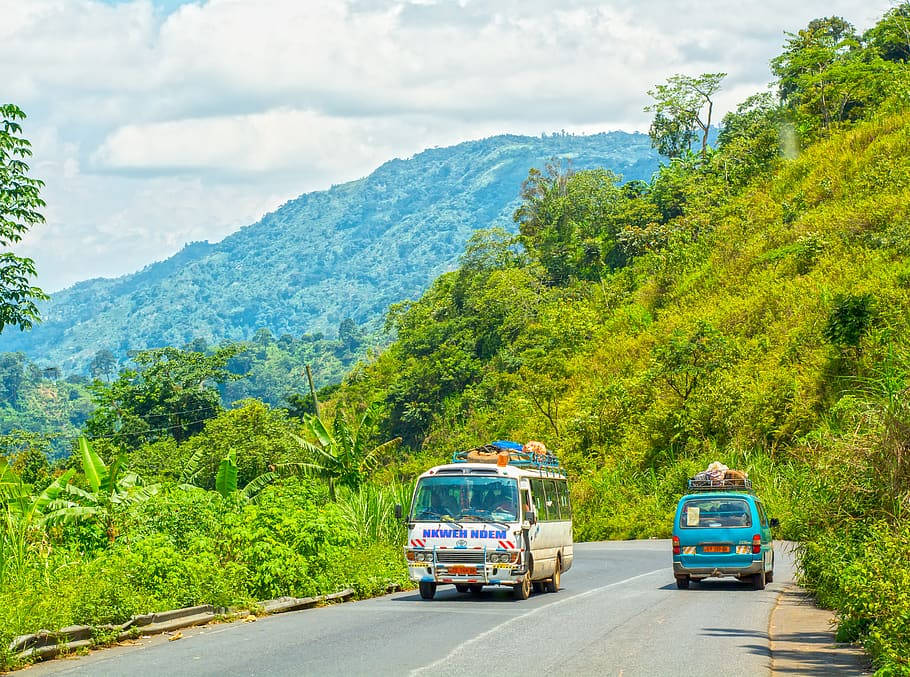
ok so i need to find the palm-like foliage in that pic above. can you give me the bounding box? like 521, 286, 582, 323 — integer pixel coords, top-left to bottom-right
294, 406, 401, 498
212, 449, 280, 502
0, 460, 75, 583
58, 437, 159, 540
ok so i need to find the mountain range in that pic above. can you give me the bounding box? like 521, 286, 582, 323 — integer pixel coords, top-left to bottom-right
0, 131, 660, 372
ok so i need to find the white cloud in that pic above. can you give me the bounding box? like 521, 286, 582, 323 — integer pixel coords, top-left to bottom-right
0, 0, 894, 291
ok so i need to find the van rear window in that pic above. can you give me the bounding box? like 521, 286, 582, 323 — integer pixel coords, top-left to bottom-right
680, 498, 752, 528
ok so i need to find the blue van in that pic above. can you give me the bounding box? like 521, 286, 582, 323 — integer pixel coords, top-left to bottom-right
672, 481, 777, 590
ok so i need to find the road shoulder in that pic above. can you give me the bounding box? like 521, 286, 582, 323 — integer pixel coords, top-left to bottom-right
769, 584, 871, 676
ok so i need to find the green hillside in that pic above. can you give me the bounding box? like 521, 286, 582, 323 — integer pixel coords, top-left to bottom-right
327, 12, 910, 672
0, 132, 659, 373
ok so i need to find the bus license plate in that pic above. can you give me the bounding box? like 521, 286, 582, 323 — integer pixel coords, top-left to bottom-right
448, 565, 476, 575
703, 545, 730, 553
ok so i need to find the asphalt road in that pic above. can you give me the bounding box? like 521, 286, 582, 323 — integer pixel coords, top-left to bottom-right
27, 540, 795, 677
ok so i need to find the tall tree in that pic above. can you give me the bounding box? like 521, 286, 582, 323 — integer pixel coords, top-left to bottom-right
645, 73, 726, 157
89, 348, 117, 381
0, 104, 47, 333
85, 345, 245, 447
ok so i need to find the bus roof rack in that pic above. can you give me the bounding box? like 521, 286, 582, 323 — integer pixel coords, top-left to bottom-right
687, 477, 753, 493
451, 440, 563, 471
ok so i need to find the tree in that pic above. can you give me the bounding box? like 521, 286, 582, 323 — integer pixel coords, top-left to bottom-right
645, 73, 726, 157
864, 3, 910, 62
85, 345, 245, 447
60, 437, 158, 541
716, 92, 785, 186
651, 321, 731, 403
1, 105, 47, 333
294, 405, 401, 498
769, 17, 893, 135
514, 165, 630, 283
89, 348, 117, 381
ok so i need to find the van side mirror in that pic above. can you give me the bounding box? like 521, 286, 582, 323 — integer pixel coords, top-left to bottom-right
769, 518, 780, 528
526, 510, 537, 525
394, 504, 403, 520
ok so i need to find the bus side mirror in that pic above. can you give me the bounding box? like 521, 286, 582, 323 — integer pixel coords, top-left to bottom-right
769, 518, 780, 528
526, 510, 537, 525
394, 504, 403, 520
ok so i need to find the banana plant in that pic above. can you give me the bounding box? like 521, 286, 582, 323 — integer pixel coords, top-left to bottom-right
293, 405, 401, 499
0, 460, 75, 584
213, 449, 281, 502
60, 437, 159, 540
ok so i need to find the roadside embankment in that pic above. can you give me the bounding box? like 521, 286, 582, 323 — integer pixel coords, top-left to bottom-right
770, 584, 870, 676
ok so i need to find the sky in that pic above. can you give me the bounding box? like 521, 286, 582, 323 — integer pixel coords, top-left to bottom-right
1, 0, 893, 292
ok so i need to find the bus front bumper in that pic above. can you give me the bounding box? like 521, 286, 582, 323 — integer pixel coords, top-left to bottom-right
407, 563, 525, 585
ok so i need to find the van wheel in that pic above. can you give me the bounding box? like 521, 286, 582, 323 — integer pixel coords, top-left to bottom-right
513, 575, 531, 600
545, 558, 561, 593
455, 584, 469, 593
676, 576, 690, 589
419, 581, 437, 599
469, 584, 484, 595
752, 571, 766, 590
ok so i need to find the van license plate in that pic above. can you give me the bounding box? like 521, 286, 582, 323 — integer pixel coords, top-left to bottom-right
703, 545, 730, 553
448, 565, 475, 574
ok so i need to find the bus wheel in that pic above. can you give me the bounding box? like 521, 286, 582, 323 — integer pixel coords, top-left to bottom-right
752, 571, 766, 590
469, 584, 484, 595
513, 575, 531, 600
419, 581, 437, 599
532, 582, 544, 593
455, 584, 469, 593
675, 576, 690, 589
545, 558, 561, 593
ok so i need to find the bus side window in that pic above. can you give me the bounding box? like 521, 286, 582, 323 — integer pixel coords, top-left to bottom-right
544, 480, 560, 520
555, 480, 571, 519
530, 480, 547, 520
521, 489, 533, 519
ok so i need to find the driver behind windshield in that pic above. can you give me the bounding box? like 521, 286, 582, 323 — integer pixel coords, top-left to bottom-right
428, 487, 457, 516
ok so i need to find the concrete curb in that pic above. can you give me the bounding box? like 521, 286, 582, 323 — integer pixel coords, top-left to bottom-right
9, 589, 358, 664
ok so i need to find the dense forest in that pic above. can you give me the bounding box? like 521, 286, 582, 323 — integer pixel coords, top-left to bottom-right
0, 322, 368, 449
2, 6, 910, 674
0, 132, 660, 374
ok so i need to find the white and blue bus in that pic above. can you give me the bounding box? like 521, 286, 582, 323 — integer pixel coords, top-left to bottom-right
397, 441, 573, 600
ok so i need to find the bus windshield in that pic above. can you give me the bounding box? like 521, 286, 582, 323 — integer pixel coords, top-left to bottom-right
411, 475, 520, 523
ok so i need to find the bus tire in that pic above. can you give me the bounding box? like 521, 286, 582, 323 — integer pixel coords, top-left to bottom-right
533, 582, 544, 593
675, 576, 690, 589
513, 575, 531, 600
545, 557, 561, 593
419, 581, 437, 599
455, 584, 469, 593
752, 571, 766, 590
469, 584, 484, 595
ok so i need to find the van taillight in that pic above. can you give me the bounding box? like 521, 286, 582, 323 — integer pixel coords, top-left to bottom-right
672, 536, 681, 555
752, 534, 761, 554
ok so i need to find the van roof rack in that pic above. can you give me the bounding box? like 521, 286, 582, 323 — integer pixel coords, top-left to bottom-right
687, 477, 753, 493
451, 440, 563, 471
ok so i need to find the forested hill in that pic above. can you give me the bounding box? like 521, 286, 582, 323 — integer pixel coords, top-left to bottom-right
0, 132, 659, 372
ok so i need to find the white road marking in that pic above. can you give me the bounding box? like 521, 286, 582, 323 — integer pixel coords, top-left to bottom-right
409, 567, 669, 675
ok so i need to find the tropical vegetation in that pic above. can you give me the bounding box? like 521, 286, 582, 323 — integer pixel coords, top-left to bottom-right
1, 6, 910, 675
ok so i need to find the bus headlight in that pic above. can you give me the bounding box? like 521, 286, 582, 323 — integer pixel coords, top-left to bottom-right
487, 552, 519, 564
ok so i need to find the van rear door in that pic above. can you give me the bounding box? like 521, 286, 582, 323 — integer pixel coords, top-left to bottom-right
676, 497, 755, 569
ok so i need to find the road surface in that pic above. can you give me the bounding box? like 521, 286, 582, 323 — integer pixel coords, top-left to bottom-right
28, 540, 796, 676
